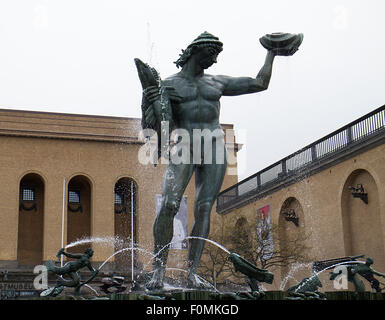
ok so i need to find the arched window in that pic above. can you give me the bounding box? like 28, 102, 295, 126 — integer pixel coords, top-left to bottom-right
278, 197, 305, 288
17, 173, 44, 265
114, 178, 137, 270
341, 169, 384, 273
279, 197, 304, 230
66, 175, 92, 253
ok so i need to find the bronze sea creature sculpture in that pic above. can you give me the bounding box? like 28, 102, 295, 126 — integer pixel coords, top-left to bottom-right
229, 253, 274, 293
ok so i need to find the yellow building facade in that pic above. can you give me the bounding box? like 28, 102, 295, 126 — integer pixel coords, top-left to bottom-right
215, 104, 385, 291
1, 104, 384, 293
0, 108, 239, 274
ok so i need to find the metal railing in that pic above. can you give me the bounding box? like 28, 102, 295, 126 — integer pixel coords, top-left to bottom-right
217, 104, 385, 213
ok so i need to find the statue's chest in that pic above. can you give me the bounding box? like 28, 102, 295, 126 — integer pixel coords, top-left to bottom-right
176, 77, 222, 102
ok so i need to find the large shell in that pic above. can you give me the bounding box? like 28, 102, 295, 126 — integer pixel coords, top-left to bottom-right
259, 32, 304, 56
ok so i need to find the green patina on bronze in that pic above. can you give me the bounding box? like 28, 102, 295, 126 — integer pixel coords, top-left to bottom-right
329, 257, 385, 293
41, 248, 99, 297
229, 253, 274, 292
135, 31, 303, 290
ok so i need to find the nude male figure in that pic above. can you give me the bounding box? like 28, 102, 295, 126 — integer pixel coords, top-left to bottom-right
143, 31, 277, 289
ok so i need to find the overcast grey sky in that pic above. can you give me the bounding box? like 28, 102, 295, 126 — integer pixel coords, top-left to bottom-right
0, 0, 384, 180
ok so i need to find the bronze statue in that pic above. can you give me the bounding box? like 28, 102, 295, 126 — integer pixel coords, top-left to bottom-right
99, 274, 127, 294
41, 248, 99, 297
229, 253, 274, 292
286, 275, 326, 300
135, 31, 303, 289
329, 257, 385, 293
350, 257, 385, 292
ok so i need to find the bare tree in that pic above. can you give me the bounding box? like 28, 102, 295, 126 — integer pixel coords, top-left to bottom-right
198, 215, 312, 287
253, 216, 311, 270
196, 222, 234, 288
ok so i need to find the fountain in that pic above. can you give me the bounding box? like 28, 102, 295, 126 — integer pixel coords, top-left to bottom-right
328, 256, 385, 293
286, 274, 326, 300
28, 31, 385, 302
41, 247, 99, 297
39, 233, 272, 299
99, 275, 126, 294
36, 231, 385, 301
228, 253, 273, 292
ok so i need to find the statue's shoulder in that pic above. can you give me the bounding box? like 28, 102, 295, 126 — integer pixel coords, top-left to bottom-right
208, 73, 228, 82
162, 73, 187, 90
164, 73, 182, 83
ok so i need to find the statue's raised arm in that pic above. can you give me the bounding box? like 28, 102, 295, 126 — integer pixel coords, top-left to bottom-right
217, 32, 303, 96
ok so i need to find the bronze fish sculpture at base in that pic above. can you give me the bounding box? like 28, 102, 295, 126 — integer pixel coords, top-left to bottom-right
229, 253, 274, 284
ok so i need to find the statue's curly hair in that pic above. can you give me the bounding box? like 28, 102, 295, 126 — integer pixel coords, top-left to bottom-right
174, 42, 223, 69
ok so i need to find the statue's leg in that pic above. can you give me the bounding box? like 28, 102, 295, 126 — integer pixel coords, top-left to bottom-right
46, 260, 71, 275
147, 162, 194, 289
187, 141, 227, 287
352, 275, 365, 293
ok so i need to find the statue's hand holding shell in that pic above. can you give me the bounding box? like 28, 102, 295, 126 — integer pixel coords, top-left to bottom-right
259, 32, 304, 56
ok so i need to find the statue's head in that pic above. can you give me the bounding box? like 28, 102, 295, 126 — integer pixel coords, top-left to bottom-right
85, 248, 94, 257
366, 257, 374, 265
174, 31, 223, 69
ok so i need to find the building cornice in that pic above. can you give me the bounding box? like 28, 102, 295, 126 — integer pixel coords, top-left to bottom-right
0, 108, 143, 144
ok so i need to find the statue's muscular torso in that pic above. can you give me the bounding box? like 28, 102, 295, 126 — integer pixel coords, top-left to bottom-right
164, 73, 224, 134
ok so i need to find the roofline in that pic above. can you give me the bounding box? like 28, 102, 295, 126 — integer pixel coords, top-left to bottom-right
0, 107, 236, 127
0, 107, 141, 122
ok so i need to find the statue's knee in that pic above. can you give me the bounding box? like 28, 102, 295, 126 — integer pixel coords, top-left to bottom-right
163, 198, 180, 214
196, 199, 214, 213
194, 199, 213, 235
